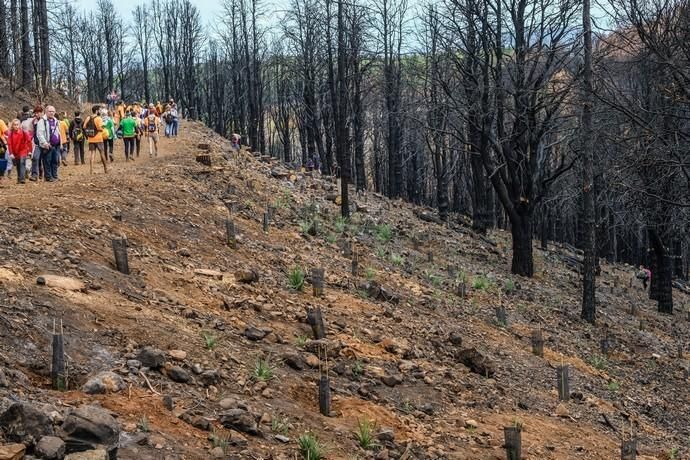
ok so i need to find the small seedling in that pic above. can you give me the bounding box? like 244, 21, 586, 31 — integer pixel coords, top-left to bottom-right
375, 246, 387, 259
295, 334, 310, 348
352, 360, 364, 379
288, 266, 305, 291
607, 380, 620, 392
210, 428, 230, 453
271, 416, 289, 435
335, 216, 348, 233
253, 356, 275, 381
669, 447, 680, 460
504, 279, 515, 294
512, 418, 524, 430
390, 253, 404, 266
400, 399, 414, 414
201, 331, 217, 350
325, 233, 337, 244
365, 267, 376, 280
375, 223, 393, 243
356, 289, 369, 299
299, 432, 325, 460
589, 354, 608, 370
425, 271, 443, 288
354, 417, 379, 450
137, 416, 150, 432
472, 275, 490, 290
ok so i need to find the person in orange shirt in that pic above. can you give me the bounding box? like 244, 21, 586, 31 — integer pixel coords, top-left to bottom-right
57, 112, 69, 166
83, 105, 109, 174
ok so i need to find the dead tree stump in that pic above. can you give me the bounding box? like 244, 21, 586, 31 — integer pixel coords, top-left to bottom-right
427, 251, 434, 263
112, 238, 130, 274
495, 306, 507, 327
503, 426, 522, 460
312, 268, 325, 297
306, 307, 326, 339
557, 365, 570, 401
263, 211, 269, 233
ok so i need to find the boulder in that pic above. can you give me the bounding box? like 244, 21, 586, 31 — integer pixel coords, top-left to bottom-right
136, 347, 166, 369
0, 444, 25, 460
219, 409, 259, 435
168, 366, 192, 384
456, 348, 495, 377
0, 402, 54, 444
244, 326, 268, 341
36, 436, 66, 460
82, 372, 126, 395
60, 405, 119, 455
199, 370, 220, 387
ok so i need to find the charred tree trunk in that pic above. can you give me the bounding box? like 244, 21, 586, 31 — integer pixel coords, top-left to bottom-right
19, 0, 31, 88
649, 228, 673, 314
510, 210, 534, 277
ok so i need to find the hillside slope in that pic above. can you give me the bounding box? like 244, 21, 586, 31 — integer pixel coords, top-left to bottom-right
0, 121, 688, 460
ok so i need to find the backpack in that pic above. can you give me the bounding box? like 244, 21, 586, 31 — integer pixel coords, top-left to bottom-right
147, 118, 157, 133
84, 116, 98, 138
72, 118, 84, 142
165, 113, 173, 123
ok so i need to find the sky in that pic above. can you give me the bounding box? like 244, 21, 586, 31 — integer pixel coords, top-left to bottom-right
76, 0, 223, 28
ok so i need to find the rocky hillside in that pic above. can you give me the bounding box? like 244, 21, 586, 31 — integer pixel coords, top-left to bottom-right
0, 120, 688, 460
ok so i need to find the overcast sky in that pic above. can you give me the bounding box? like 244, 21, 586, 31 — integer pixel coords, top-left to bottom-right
77, 0, 223, 27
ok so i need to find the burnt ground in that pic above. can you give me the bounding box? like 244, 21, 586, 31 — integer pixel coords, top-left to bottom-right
0, 120, 688, 460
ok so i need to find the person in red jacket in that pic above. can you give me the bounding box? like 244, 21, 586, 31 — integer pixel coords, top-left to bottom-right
7, 118, 32, 184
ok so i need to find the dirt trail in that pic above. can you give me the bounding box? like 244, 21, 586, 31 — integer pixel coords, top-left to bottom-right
0, 120, 687, 460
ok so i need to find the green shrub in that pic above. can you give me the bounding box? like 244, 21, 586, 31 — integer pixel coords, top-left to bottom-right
354, 417, 378, 450
335, 216, 348, 234
365, 267, 376, 280
589, 354, 608, 370
607, 380, 620, 392
472, 275, 490, 290
288, 266, 305, 291
299, 433, 325, 459
375, 223, 393, 243
201, 331, 217, 350
504, 279, 515, 293
390, 253, 404, 266
254, 356, 275, 381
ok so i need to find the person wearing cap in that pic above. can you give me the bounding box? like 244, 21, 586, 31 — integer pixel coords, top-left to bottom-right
35, 105, 62, 181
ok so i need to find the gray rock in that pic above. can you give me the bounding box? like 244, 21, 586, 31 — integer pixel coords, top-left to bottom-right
244, 326, 268, 341
274, 434, 290, 443
168, 366, 192, 383
282, 353, 305, 370
136, 347, 166, 369
64, 450, 107, 460
199, 370, 220, 387
218, 398, 238, 410
377, 427, 395, 443
191, 364, 203, 374
60, 405, 119, 455
82, 372, 125, 395
0, 402, 54, 444
449, 331, 463, 346
456, 348, 495, 377
381, 374, 403, 387
219, 409, 258, 435
36, 436, 66, 460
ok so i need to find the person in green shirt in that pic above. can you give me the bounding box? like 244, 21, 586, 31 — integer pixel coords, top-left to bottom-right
119, 111, 138, 162
101, 109, 116, 162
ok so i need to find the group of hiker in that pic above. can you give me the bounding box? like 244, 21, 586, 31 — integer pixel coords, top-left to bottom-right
0, 98, 180, 183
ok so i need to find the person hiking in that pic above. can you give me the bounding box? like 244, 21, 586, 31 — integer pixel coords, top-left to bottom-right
7, 119, 32, 184
26, 106, 44, 181
102, 109, 116, 162
83, 105, 108, 174
637, 265, 652, 290
144, 106, 160, 158
35, 105, 62, 182
170, 103, 179, 137
231, 133, 240, 152
57, 112, 70, 166
69, 111, 86, 165
163, 105, 174, 138
119, 111, 137, 161
107, 90, 118, 111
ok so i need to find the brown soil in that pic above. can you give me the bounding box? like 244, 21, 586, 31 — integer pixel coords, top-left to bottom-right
0, 119, 687, 460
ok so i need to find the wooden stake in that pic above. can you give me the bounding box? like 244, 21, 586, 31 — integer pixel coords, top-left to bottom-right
51, 319, 66, 390
531, 327, 544, 358
557, 365, 570, 401
620, 438, 637, 460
